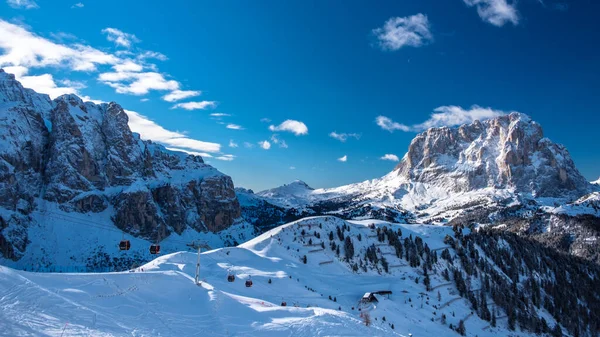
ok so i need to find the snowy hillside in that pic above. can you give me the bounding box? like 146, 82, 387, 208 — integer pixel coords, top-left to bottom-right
3, 215, 597, 336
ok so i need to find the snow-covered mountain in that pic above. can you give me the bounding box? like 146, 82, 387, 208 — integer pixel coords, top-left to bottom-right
2, 216, 597, 336
593, 177, 600, 185
256, 180, 317, 208
243, 113, 600, 262
256, 113, 590, 211
0, 69, 244, 269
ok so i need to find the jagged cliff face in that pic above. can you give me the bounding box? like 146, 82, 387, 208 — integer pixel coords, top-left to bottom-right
0, 69, 240, 260
394, 112, 590, 198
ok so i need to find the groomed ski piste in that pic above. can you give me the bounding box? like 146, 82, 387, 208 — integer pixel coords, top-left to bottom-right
1, 216, 548, 336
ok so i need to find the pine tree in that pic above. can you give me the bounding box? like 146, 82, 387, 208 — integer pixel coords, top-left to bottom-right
508, 308, 516, 331
302, 255, 307, 264
344, 236, 354, 260
457, 319, 466, 336
552, 324, 562, 337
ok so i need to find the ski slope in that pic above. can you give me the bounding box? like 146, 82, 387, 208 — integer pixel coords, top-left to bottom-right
0, 216, 548, 336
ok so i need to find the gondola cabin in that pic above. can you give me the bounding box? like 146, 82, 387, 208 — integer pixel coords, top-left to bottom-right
245, 279, 253, 287
119, 240, 131, 251
149, 244, 160, 254
227, 274, 235, 282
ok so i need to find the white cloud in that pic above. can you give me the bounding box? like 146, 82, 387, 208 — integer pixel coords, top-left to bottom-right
243, 142, 255, 148
162, 89, 201, 102
171, 101, 217, 110
463, 0, 519, 26
125, 109, 221, 153
375, 116, 411, 132
112, 60, 143, 72
258, 140, 271, 150
226, 124, 244, 130
215, 154, 235, 161
289, 166, 296, 170
380, 154, 400, 162
416, 105, 509, 130
7, 0, 38, 9
79, 95, 104, 105
329, 131, 361, 142
270, 134, 288, 148
338, 155, 348, 162
271, 134, 288, 149
140, 98, 149, 102
372, 14, 433, 51
137, 50, 168, 61
102, 28, 140, 48
260, 118, 271, 123
268, 119, 308, 135
376, 105, 511, 133
229, 140, 238, 148
19, 73, 79, 98
3, 65, 28, 77
165, 147, 212, 158
71, 2, 84, 8
0, 19, 119, 71
99, 71, 179, 95
0, 19, 210, 108
211, 113, 231, 117
59, 79, 86, 90
5, 67, 82, 99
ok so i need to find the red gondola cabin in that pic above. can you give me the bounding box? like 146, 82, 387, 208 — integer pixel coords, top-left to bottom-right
150, 244, 160, 254
119, 240, 131, 251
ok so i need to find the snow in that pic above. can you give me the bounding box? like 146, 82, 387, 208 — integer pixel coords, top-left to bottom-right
0, 215, 548, 336
256, 180, 316, 208
550, 192, 600, 217
0, 201, 254, 272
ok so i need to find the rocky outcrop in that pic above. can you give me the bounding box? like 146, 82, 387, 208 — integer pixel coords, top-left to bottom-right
0, 69, 241, 259
394, 113, 590, 198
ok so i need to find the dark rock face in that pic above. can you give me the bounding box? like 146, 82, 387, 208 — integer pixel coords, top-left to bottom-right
0, 69, 241, 259
394, 113, 590, 198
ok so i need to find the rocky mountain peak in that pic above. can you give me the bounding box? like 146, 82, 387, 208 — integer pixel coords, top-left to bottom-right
0, 69, 52, 112
393, 112, 589, 198
290, 180, 313, 189
0, 72, 241, 262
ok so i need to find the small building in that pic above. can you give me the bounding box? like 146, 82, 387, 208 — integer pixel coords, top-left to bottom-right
374, 290, 392, 296
361, 292, 378, 303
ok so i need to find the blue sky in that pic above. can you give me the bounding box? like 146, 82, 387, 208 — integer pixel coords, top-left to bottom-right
1, 0, 598, 191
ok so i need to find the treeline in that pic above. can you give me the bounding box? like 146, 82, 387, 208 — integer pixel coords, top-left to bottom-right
328, 221, 600, 336
452, 226, 600, 337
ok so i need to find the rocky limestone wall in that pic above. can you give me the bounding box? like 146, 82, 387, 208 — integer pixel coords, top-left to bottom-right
0, 69, 241, 260
394, 112, 590, 198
